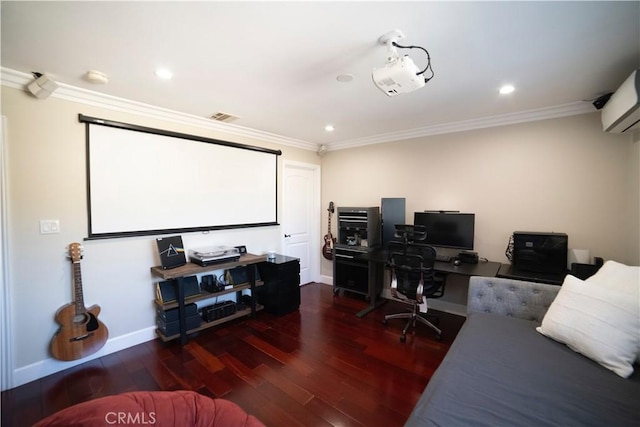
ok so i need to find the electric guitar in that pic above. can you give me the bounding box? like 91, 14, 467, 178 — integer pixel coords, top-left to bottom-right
50, 243, 109, 361
322, 201, 336, 260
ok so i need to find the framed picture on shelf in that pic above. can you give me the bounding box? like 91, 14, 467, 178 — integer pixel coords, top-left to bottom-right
156, 235, 187, 269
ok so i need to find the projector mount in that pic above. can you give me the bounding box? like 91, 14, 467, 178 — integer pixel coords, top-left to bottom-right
378, 29, 434, 82
379, 30, 405, 62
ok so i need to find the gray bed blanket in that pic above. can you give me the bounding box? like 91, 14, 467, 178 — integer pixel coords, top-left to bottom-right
406, 312, 640, 426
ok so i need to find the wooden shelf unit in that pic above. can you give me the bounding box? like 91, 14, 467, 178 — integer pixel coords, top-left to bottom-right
151, 253, 267, 344
150, 253, 266, 280
154, 280, 264, 310
156, 305, 264, 342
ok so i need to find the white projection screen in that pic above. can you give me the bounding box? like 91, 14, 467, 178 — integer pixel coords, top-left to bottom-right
80, 115, 280, 239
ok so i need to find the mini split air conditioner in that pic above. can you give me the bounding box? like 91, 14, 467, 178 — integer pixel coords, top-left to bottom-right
602, 69, 640, 133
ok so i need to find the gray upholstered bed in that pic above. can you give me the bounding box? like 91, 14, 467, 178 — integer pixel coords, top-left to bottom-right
405, 276, 640, 427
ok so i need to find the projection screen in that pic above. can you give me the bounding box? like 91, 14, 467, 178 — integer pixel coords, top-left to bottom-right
80, 115, 281, 239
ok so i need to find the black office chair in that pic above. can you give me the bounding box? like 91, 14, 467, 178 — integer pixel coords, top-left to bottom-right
382, 225, 445, 342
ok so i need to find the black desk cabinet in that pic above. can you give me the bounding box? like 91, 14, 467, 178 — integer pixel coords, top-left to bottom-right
257, 255, 300, 316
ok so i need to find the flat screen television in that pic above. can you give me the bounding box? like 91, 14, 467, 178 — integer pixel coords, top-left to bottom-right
413, 211, 475, 250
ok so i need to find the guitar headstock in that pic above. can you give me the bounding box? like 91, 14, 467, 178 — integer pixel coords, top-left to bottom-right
328, 201, 334, 214
68, 242, 84, 262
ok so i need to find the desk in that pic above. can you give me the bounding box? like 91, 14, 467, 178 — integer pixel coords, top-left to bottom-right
355, 248, 501, 318
497, 263, 566, 285
435, 259, 502, 277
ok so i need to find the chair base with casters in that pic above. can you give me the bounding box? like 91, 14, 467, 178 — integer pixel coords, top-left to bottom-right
382, 276, 444, 341
382, 302, 442, 342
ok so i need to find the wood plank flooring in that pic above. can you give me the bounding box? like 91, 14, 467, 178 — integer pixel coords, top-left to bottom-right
1, 283, 465, 427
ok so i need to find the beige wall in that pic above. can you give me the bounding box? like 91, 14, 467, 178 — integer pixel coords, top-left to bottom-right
321, 113, 640, 279
2, 86, 319, 384
3, 81, 639, 386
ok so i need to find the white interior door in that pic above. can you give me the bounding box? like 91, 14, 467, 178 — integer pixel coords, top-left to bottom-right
282, 161, 320, 285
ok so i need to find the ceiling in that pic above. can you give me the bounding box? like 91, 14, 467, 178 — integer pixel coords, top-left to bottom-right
1, 1, 639, 150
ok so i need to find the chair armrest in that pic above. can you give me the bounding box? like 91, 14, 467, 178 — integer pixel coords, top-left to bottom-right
467, 276, 561, 324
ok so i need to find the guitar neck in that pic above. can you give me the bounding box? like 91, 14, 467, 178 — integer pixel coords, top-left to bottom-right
73, 262, 86, 315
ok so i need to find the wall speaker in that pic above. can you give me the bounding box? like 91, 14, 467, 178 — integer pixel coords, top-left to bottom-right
27, 73, 58, 99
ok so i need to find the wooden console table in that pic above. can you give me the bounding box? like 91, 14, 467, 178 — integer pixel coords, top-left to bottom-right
151, 253, 267, 344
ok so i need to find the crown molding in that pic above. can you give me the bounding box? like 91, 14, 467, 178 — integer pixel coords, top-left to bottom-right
331, 101, 596, 151
3, 67, 596, 152
0, 67, 317, 151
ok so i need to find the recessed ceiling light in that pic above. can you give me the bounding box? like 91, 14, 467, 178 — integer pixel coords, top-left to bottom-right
155, 68, 173, 79
325, 124, 335, 132
499, 84, 515, 95
336, 73, 354, 83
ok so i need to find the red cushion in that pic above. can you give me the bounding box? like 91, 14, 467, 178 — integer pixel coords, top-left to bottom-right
34, 390, 265, 427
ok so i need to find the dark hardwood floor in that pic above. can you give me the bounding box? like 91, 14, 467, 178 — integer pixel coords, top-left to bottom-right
2, 283, 465, 427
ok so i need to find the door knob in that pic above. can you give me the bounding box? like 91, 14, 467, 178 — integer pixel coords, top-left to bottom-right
284, 234, 291, 238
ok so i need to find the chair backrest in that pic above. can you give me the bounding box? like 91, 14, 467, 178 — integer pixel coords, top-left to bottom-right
394, 224, 427, 244
387, 242, 441, 300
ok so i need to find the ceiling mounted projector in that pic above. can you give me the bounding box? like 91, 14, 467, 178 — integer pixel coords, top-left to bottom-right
372, 29, 434, 97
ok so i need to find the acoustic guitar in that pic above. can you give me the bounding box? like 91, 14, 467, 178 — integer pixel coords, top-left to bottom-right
322, 201, 336, 260
50, 243, 109, 361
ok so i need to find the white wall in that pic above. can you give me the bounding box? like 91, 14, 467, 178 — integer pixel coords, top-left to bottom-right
1, 86, 319, 388
321, 113, 640, 280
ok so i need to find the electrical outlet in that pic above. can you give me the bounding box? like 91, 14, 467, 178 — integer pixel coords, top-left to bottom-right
40, 219, 60, 234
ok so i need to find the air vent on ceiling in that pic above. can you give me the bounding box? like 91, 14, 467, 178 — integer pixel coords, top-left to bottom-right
208, 111, 240, 123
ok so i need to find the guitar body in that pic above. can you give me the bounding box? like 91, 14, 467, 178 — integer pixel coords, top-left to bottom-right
322, 234, 335, 260
322, 201, 336, 260
50, 242, 109, 361
51, 303, 108, 361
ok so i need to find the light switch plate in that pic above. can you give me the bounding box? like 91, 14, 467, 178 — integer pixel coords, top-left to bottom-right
40, 219, 60, 234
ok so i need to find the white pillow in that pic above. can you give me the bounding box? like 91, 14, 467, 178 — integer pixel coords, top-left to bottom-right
586, 260, 640, 364
586, 260, 639, 292
536, 274, 640, 378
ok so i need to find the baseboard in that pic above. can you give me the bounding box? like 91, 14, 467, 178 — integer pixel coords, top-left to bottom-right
12, 326, 157, 389
318, 274, 333, 285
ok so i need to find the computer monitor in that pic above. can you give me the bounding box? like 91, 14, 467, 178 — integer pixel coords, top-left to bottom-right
413, 211, 475, 250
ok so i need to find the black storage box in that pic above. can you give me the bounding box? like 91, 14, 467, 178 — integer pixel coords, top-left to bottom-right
513, 232, 568, 275
157, 314, 201, 336
156, 303, 198, 323
256, 255, 301, 316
